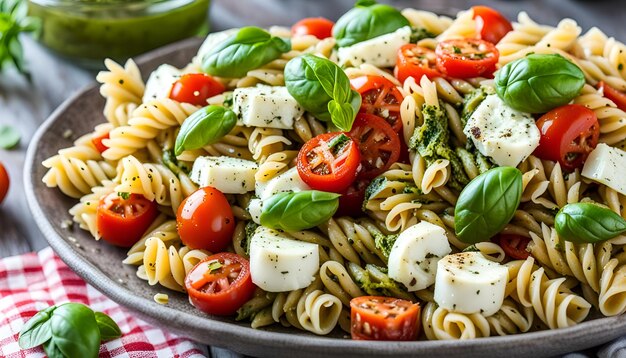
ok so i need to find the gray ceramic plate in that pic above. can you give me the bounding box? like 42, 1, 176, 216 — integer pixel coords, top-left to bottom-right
24, 37, 626, 358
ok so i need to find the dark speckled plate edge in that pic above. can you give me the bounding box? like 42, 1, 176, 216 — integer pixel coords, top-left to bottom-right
23, 36, 626, 358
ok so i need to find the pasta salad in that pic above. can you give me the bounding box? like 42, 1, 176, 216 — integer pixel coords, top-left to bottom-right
42, 1, 626, 341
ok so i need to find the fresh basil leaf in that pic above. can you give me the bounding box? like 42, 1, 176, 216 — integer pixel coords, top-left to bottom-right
174, 105, 237, 155
94, 312, 121, 341
555, 203, 626, 244
49, 303, 100, 358
43, 339, 65, 358
0, 124, 20, 149
202, 26, 290, 78
260, 190, 340, 232
495, 54, 585, 113
455, 167, 523, 244
333, 0, 409, 47
285, 54, 360, 130
18, 305, 56, 349
0, 0, 40, 75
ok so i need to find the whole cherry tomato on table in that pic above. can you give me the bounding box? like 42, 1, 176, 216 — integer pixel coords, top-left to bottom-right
291, 17, 335, 39
349, 113, 401, 180
185, 253, 255, 316
533, 104, 600, 172
394, 44, 441, 84
169, 73, 225, 106
435, 39, 499, 78
297, 132, 361, 193
177, 186, 235, 252
350, 296, 421, 341
96, 192, 158, 247
351, 75, 404, 133
472, 5, 513, 44
0, 162, 9, 204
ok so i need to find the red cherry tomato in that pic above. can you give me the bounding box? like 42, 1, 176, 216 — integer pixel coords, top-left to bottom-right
92, 132, 110, 153
349, 113, 401, 179
350, 296, 421, 341
169, 73, 225, 106
291, 17, 335, 39
185, 253, 255, 316
0, 162, 9, 204
394, 44, 441, 84
335, 179, 369, 217
297, 132, 361, 193
96, 193, 158, 247
177, 187, 235, 252
435, 39, 499, 78
598, 81, 626, 112
497, 234, 531, 260
472, 6, 513, 44
351, 75, 404, 133
534, 104, 600, 172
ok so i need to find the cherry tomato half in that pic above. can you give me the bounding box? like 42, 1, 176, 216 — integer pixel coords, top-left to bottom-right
534, 104, 600, 172
394, 44, 441, 84
350, 296, 420, 341
349, 113, 401, 179
351, 75, 404, 133
291, 17, 334, 39
0, 162, 9, 205
185, 253, 255, 316
169, 73, 225, 106
598, 81, 626, 112
472, 6, 513, 44
96, 193, 159, 247
297, 132, 361, 193
335, 179, 369, 217
435, 39, 499, 78
177, 187, 235, 252
497, 234, 531, 260
92, 132, 110, 153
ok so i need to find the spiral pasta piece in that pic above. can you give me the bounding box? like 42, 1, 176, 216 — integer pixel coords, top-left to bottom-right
96, 59, 145, 127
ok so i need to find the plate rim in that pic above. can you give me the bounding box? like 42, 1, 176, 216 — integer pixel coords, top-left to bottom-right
22, 36, 626, 358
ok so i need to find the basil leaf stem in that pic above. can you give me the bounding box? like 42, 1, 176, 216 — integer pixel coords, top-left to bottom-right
454, 166, 523, 244
201, 26, 290, 78
285, 54, 361, 131
555, 203, 626, 243
260, 190, 340, 232
174, 105, 237, 155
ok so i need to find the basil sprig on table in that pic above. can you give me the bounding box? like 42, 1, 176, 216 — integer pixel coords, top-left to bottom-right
174, 105, 237, 155
285, 54, 361, 131
260, 190, 340, 232
332, 0, 410, 47
454, 167, 523, 244
495, 54, 585, 113
201, 26, 291, 78
19, 303, 121, 358
555, 203, 626, 243
0, 124, 20, 149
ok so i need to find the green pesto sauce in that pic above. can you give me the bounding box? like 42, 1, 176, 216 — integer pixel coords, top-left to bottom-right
28, 0, 210, 63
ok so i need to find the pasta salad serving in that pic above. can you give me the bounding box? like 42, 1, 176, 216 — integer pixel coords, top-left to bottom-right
42, 0, 626, 341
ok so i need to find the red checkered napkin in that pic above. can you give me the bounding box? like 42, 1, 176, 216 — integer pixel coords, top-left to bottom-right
0, 247, 208, 358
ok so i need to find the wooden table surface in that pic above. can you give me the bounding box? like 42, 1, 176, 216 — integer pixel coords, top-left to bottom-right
0, 0, 624, 355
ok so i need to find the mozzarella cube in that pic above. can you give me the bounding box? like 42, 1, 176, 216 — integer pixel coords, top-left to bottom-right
464, 94, 540, 167
249, 226, 319, 292
255, 167, 311, 200
190, 156, 257, 194
232, 85, 304, 129
337, 26, 411, 68
582, 143, 626, 195
434, 252, 508, 316
143, 64, 182, 103
388, 221, 452, 291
